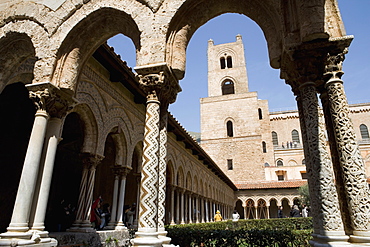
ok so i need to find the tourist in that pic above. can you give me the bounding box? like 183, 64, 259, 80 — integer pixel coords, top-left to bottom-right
232, 210, 240, 222
91, 196, 103, 229
100, 203, 111, 229
126, 203, 136, 228
290, 205, 301, 217
302, 205, 308, 217
278, 206, 284, 218
214, 210, 222, 222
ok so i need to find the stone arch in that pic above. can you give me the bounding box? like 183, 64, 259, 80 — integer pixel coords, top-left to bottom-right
166, 0, 284, 79
0, 32, 35, 92
108, 126, 128, 167
176, 166, 184, 188
186, 171, 192, 191
70, 103, 99, 154
51, 7, 141, 92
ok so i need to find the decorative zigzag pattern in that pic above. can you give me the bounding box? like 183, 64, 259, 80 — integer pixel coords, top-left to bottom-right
139, 101, 160, 228
157, 124, 167, 229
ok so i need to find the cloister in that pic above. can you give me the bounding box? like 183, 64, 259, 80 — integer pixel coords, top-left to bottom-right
0, 0, 369, 246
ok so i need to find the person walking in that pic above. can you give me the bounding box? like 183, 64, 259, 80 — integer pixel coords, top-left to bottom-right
232, 210, 240, 222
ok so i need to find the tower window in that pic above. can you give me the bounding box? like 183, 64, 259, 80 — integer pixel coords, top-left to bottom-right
272, 131, 278, 146
227, 120, 234, 137
227, 56, 233, 68
222, 80, 235, 95
227, 159, 233, 170
262, 141, 267, 153
258, 108, 263, 120
301, 172, 308, 180
277, 160, 283, 167
292, 129, 300, 144
220, 57, 226, 69
278, 175, 285, 181
360, 124, 369, 139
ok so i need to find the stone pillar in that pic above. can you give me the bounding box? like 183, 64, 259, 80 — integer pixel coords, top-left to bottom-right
132, 63, 181, 247
201, 197, 205, 223
106, 168, 121, 229
116, 167, 131, 229
81, 154, 103, 230
188, 194, 192, 224
175, 190, 180, 224
321, 51, 370, 243
29, 118, 62, 238
170, 187, 175, 225
295, 83, 348, 245
205, 200, 209, 222
0, 90, 50, 244
195, 196, 200, 223
180, 190, 185, 224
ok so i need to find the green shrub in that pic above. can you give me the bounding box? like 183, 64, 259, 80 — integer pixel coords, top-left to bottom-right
166, 218, 313, 247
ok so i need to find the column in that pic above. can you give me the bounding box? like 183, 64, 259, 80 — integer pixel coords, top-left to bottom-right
170, 187, 175, 225
106, 168, 121, 229
205, 200, 209, 222
195, 196, 200, 223
188, 194, 192, 224
157, 108, 170, 244
132, 90, 162, 246
180, 190, 185, 224
80, 154, 103, 230
296, 82, 348, 245
0, 87, 51, 244
30, 118, 63, 237
116, 167, 131, 229
132, 64, 181, 247
322, 51, 370, 243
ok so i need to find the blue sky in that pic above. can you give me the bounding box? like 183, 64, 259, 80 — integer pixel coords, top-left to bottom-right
108, 0, 370, 133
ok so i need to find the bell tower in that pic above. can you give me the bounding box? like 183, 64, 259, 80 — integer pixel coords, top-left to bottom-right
200, 35, 274, 183
207, 34, 249, 97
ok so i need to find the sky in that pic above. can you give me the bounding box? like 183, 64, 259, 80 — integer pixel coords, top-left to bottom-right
108, 0, 370, 133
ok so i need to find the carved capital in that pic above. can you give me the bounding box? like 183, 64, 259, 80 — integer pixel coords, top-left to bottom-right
80, 153, 104, 170
280, 36, 353, 94
135, 63, 182, 105
112, 166, 132, 179
26, 82, 75, 118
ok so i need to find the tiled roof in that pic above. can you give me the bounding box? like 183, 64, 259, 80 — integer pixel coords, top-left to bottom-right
235, 180, 308, 190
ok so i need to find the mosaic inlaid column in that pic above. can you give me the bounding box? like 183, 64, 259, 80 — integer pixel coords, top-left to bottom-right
158, 108, 170, 244
133, 91, 162, 246
0, 87, 51, 244
322, 52, 370, 243
297, 82, 348, 245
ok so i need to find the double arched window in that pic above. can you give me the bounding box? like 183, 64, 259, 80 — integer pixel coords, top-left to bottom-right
360, 124, 369, 139
220, 56, 233, 69
222, 80, 235, 95
227, 120, 234, 137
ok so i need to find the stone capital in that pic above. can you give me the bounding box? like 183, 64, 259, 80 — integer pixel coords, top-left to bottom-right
280, 36, 353, 95
111, 165, 132, 178
135, 63, 182, 105
26, 82, 75, 118
80, 153, 104, 170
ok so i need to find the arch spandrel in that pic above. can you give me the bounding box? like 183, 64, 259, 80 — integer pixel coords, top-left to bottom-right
50, 7, 141, 92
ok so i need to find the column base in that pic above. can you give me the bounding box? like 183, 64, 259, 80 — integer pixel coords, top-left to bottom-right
310, 232, 350, 247
350, 231, 370, 245
0, 230, 57, 246
157, 228, 171, 245
131, 228, 162, 247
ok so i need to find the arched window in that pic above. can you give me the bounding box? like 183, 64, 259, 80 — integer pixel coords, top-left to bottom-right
272, 131, 278, 146
277, 160, 283, 167
360, 124, 369, 139
258, 108, 263, 120
222, 80, 235, 95
220, 57, 226, 69
262, 141, 267, 153
227, 120, 234, 137
292, 129, 300, 144
227, 56, 233, 68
